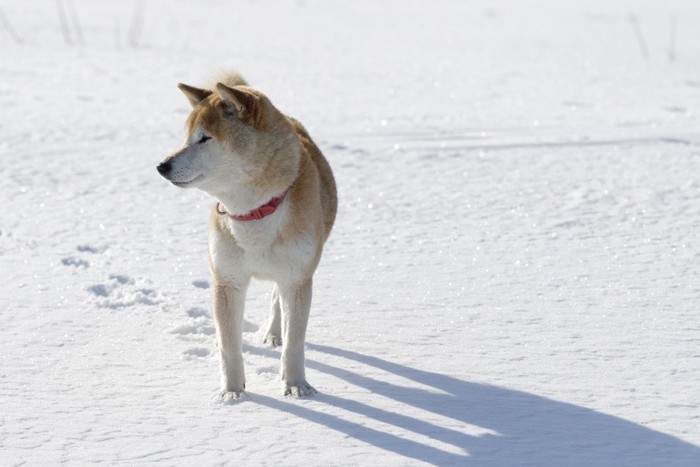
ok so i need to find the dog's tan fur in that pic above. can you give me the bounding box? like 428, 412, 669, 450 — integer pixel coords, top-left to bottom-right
158, 72, 336, 398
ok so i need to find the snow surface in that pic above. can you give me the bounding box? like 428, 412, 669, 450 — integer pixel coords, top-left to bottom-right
2, 0, 700, 465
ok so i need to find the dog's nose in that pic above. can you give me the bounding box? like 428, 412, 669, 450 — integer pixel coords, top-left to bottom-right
157, 161, 171, 176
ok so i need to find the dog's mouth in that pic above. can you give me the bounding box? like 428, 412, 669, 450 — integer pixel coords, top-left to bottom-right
171, 174, 204, 187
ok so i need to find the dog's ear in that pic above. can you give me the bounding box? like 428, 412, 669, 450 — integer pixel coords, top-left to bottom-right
216, 83, 263, 128
178, 83, 212, 107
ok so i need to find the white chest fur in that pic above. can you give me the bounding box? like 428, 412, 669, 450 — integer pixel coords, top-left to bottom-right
210, 203, 319, 285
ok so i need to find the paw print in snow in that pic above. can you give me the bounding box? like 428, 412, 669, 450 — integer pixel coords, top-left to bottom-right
87, 274, 160, 309
61, 244, 108, 269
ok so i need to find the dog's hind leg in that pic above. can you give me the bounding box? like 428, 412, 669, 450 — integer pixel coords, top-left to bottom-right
213, 281, 249, 398
263, 285, 282, 347
279, 279, 316, 397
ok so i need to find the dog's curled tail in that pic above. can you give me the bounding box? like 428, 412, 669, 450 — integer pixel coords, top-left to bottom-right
209, 70, 248, 89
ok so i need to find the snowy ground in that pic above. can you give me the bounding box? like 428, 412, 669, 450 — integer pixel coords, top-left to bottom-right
2, 0, 700, 465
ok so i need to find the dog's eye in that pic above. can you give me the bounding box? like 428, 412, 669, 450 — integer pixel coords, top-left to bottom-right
197, 135, 211, 144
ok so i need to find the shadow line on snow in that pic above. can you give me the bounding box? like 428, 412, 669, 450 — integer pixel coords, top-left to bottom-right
245, 343, 700, 466
376, 134, 696, 153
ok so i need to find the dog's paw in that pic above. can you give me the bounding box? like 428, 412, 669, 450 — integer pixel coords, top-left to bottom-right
219, 389, 246, 403
284, 382, 317, 398
263, 334, 282, 347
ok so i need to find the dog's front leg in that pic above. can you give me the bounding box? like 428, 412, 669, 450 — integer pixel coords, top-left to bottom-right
279, 279, 315, 397
213, 282, 248, 398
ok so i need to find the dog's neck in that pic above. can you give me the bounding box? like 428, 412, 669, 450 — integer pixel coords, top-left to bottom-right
217, 189, 289, 221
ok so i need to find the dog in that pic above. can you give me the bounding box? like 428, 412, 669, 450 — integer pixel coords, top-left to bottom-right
157, 72, 337, 398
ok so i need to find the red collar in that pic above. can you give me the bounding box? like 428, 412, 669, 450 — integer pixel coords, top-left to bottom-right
222, 190, 289, 221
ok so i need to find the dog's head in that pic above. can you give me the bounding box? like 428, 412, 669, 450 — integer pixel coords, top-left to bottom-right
157, 82, 300, 208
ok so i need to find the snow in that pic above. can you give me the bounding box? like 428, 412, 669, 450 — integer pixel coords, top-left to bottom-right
2, 0, 700, 465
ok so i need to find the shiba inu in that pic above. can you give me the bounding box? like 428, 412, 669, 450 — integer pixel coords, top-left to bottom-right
157, 72, 337, 398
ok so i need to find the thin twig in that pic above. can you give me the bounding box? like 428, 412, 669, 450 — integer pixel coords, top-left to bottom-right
56, 0, 72, 45
127, 0, 145, 48
668, 15, 676, 63
114, 16, 121, 50
66, 0, 84, 45
628, 14, 649, 60
0, 6, 22, 44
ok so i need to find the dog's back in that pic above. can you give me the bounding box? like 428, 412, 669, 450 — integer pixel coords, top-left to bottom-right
209, 70, 248, 89
289, 117, 337, 239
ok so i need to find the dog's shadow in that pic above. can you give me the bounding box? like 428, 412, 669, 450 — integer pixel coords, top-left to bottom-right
244, 343, 699, 466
